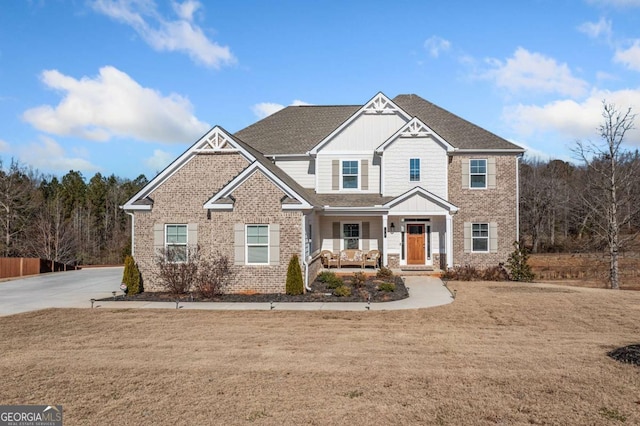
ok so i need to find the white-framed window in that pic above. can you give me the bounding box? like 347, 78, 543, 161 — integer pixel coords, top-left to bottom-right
342, 223, 360, 249
342, 160, 359, 189
165, 224, 188, 261
246, 224, 269, 264
410, 158, 420, 181
472, 223, 489, 252
470, 159, 487, 188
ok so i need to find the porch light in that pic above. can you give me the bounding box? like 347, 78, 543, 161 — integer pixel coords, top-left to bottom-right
390, 222, 395, 233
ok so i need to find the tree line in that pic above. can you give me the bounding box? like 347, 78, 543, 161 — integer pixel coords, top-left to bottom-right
0, 158, 147, 265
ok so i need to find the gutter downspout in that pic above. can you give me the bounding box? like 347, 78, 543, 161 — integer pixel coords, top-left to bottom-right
125, 211, 135, 257
301, 214, 311, 291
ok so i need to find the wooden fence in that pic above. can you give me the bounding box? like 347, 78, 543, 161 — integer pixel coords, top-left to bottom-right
0, 258, 79, 279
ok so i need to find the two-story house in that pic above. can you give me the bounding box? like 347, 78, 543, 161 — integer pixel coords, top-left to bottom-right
122, 92, 524, 293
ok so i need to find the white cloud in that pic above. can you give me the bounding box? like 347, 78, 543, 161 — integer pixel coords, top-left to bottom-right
614, 40, 640, 71
18, 136, 101, 172
22, 66, 210, 143
482, 47, 589, 97
145, 149, 174, 172
0, 139, 9, 152
504, 88, 640, 145
251, 99, 312, 119
424, 36, 451, 58
91, 0, 235, 68
578, 17, 612, 40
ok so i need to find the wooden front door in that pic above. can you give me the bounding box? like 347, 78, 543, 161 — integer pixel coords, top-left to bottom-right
407, 224, 425, 265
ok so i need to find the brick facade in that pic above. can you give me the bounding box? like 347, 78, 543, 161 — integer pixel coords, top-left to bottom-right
447, 154, 519, 268
134, 152, 304, 294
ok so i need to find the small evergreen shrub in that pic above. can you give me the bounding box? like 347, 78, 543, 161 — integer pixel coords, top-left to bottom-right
506, 241, 534, 282
352, 271, 366, 288
317, 271, 337, 283
376, 267, 394, 280
325, 275, 344, 289
122, 255, 142, 295
286, 254, 304, 295
378, 282, 396, 292
334, 285, 352, 297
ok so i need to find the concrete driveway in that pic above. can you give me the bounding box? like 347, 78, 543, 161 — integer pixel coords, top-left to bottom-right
0, 267, 124, 316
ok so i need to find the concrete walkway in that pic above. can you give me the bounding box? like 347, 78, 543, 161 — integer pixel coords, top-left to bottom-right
0, 268, 454, 315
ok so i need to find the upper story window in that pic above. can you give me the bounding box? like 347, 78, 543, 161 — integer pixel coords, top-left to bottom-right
470, 159, 487, 188
342, 160, 359, 189
246, 224, 269, 264
166, 224, 188, 262
410, 158, 420, 181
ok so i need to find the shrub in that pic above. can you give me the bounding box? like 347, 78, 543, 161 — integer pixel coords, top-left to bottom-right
442, 265, 480, 281
325, 275, 344, 289
154, 246, 200, 295
481, 265, 510, 281
376, 266, 394, 280
334, 285, 352, 297
378, 282, 396, 292
286, 254, 304, 295
194, 252, 234, 298
352, 271, 366, 288
122, 255, 142, 295
506, 241, 535, 282
317, 271, 337, 283
155, 246, 235, 296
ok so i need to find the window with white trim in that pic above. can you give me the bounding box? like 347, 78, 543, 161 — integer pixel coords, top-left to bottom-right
246, 225, 269, 264
470, 159, 487, 188
410, 158, 420, 181
342, 160, 359, 189
343, 223, 360, 249
166, 224, 188, 261
472, 223, 489, 252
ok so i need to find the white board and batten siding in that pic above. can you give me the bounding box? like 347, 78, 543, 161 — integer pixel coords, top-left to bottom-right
274, 158, 315, 189
321, 113, 407, 153
383, 135, 448, 198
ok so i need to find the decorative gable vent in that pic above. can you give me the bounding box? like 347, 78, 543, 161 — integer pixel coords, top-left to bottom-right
400, 119, 430, 137
363, 93, 399, 115
195, 128, 238, 153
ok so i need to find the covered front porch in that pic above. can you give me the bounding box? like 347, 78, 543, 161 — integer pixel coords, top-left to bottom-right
307, 187, 458, 271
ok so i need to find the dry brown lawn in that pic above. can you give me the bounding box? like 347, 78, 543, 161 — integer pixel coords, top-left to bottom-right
1, 281, 639, 425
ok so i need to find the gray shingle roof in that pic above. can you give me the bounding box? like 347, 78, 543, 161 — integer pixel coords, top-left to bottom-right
235, 105, 360, 155
393, 94, 523, 151
235, 94, 523, 154
314, 193, 394, 207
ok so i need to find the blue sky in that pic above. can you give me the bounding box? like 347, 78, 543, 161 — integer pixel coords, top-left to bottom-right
1, 0, 640, 179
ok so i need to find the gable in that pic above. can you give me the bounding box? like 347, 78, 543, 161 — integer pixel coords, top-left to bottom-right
376, 117, 454, 153
122, 126, 254, 210
308, 92, 411, 155
384, 187, 458, 214
204, 162, 313, 211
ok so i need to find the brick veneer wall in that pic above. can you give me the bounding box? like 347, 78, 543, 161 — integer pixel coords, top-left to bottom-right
134, 152, 304, 293
448, 154, 519, 268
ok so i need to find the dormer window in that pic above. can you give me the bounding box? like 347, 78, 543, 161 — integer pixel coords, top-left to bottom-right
342, 160, 359, 189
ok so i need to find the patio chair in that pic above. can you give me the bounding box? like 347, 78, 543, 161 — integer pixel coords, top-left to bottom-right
364, 250, 380, 269
320, 250, 339, 269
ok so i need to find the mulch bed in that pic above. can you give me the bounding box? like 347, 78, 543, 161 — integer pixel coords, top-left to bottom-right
608, 344, 640, 367
101, 274, 408, 303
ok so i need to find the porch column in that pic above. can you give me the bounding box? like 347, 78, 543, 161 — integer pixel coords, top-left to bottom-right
446, 213, 453, 268
382, 214, 388, 267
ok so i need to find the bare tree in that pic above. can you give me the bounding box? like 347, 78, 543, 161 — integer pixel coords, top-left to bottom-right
573, 102, 640, 289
